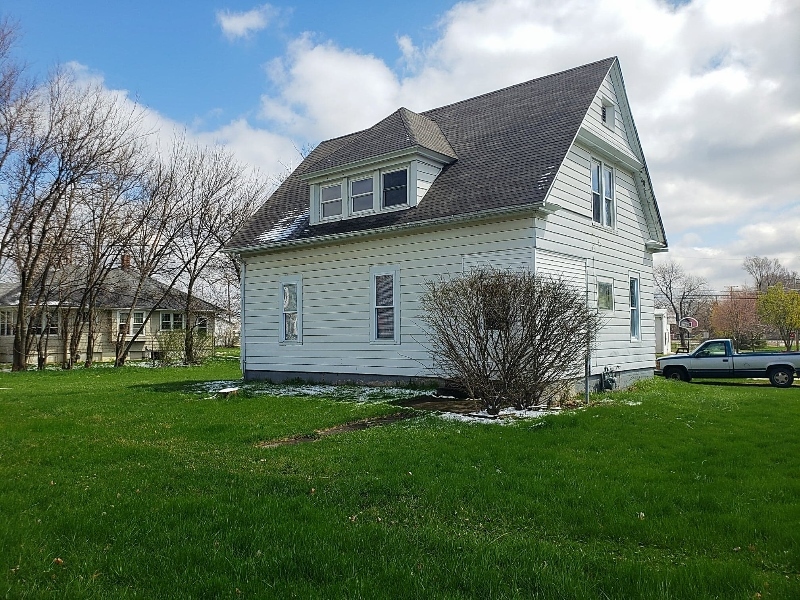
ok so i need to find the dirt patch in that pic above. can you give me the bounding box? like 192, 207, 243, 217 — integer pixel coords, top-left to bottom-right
257, 411, 416, 448
391, 394, 479, 415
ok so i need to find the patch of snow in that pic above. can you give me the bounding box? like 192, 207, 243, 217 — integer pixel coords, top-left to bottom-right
437, 406, 561, 425
256, 210, 309, 244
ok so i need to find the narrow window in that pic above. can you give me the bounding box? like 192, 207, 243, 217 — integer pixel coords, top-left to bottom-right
375, 275, 395, 339
46, 313, 58, 336
133, 312, 144, 333
0, 311, 11, 336
382, 170, 407, 208
351, 177, 374, 212
591, 161, 602, 224
603, 166, 614, 227
601, 101, 615, 130
598, 281, 614, 310
320, 183, 342, 218
196, 316, 208, 336
173, 313, 184, 331
281, 281, 301, 342
118, 312, 129, 334
371, 268, 399, 343
161, 313, 172, 331
629, 277, 640, 340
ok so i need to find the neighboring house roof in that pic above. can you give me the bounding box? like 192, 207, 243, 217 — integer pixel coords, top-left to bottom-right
228, 57, 665, 252
0, 268, 219, 313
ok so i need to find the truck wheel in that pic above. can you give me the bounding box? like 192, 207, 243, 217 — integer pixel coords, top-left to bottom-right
769, 367, 794, 388
664, 367, 690, 382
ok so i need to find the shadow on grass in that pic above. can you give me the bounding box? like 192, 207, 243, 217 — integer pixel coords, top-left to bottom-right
691, 379, 776, 387
128, 379, 242, 394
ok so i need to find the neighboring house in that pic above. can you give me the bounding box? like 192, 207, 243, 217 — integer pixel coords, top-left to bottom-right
226, 57, 668, 387
0, 267, 217, 365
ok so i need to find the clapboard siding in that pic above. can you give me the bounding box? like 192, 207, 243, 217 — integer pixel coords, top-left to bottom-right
243, 215, 535, 377
241, 66, 659, 381
582, 73, 638, 159
416, 160, 441, 206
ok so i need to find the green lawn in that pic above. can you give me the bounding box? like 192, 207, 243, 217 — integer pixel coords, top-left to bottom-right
1, 361, 798, 599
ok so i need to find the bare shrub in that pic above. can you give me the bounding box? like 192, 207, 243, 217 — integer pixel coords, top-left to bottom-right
420, 270, 601, 412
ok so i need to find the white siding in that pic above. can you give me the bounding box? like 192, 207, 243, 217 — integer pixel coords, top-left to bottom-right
242, 215, 535, 378
582, 72, 638, 159
415, 160, 442, 206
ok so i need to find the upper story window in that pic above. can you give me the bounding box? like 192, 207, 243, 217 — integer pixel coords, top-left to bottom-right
321, 183, 343, 218
382, 169, 408, 208
601, 99, 615, 130
591, 160, 615, 228
351, 177, 374, 213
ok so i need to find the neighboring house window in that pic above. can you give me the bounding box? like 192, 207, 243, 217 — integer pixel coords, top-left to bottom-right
0, 311, 14, 336
371, 266, 399, 343
321, 183, 343, 218
598, 280, 614, 310
118, 312, 129, 334
196, 316, 208, 336
351, 177, 374, 213
629, 276, 640, 340
281, 277, 302, 343
382, 170, 407, 208
161, 313, 184, 331
133, 312, 145, 332
591, 160, 614, 227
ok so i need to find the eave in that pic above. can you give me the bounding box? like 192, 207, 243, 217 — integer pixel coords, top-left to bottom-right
228, 200, 559, 258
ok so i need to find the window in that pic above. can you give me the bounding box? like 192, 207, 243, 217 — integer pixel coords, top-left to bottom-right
281, 278, 302, 343
133, 312, 144, 331
591, 160, 614, 227
598, 281, 614, 310
196, 316, 208, 336
351, 177, 374, 212
46, 313, 58, 336
161, 313, 184, 331
371, 267, 399, 343
0, 311, 14, 336
601, 100, 615, 130
629, 277, 640, 340
321, 183, 342, 218
382, 170, 407, 208
118, 312, 129, 334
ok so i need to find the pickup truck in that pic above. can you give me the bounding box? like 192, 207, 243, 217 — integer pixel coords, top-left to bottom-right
655, 339, 800, 388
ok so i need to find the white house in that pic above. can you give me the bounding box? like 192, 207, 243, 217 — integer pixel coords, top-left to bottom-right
227, 57, 668, 387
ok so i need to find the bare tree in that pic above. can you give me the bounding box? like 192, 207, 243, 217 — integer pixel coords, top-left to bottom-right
654, 260, 710, 349
1, 69, 147, 370
420, 270, 601, 412
743, 256, 799, 293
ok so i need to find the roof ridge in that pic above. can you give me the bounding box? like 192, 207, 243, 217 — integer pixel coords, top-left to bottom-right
421, 56, 617, 117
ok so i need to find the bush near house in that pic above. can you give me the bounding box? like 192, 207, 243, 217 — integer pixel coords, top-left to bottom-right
420, 270, 601, 412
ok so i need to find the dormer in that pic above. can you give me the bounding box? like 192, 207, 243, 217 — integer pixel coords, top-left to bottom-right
301, 108, 457, 225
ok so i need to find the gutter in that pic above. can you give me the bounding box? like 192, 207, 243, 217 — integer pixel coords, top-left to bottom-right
228, 201, 557, 257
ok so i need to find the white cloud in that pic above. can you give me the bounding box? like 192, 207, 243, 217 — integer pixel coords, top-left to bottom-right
216, 4, 278, 40
254, 0, 799, 291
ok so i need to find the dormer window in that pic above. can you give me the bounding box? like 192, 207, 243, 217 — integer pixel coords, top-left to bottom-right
351, 178, 374, 212
320, 183, 342, 218
382, 169, 408, 207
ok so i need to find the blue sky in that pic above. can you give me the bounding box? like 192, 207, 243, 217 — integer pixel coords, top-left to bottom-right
3, 0, 799, 290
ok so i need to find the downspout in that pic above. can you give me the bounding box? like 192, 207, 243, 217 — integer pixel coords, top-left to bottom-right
585, 257, 591, 404
239, 257, 247, 378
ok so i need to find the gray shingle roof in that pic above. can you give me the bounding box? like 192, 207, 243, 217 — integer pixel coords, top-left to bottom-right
305, 107, 456, 175
228, 57, 617, 251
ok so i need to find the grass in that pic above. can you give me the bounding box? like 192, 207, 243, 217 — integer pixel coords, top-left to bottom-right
1, 361, 798, 599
